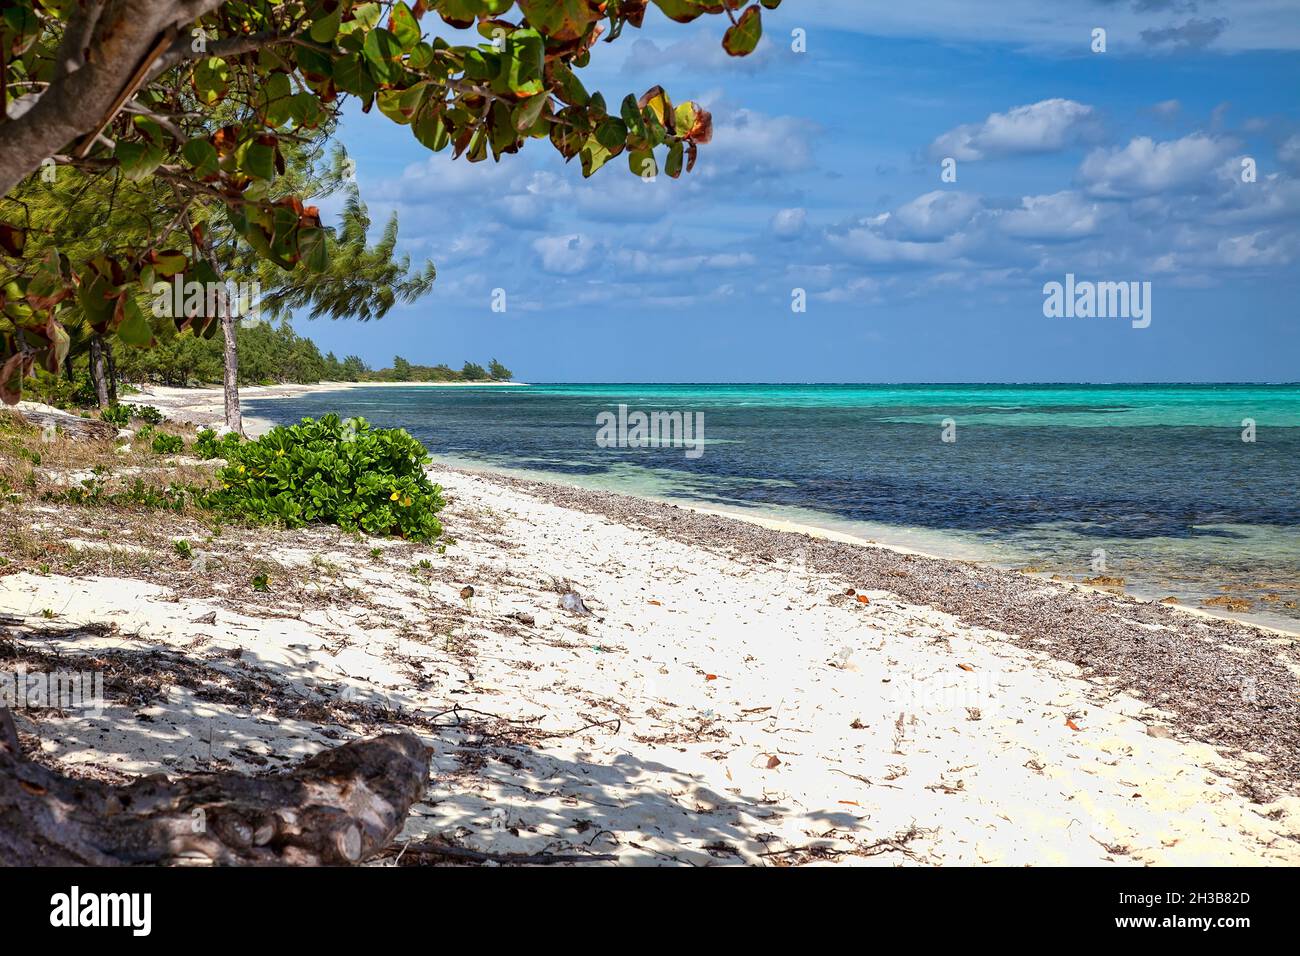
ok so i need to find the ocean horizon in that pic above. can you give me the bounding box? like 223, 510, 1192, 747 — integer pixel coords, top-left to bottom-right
247, 382, 1300, 630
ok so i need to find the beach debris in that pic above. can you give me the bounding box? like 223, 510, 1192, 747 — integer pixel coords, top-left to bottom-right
855, 594, 870, 605
1146, 725, 1174, 739
850, 718, 867, 729
765, 755, 782, 769
1160, 596, 1179, 604
1202, 595, 1252, 611
648, 599, 662, 606
705, 673, 718, 681
1083, 575, 1125, 589
957, 663, 976, 672
511, 610, 535, 626
460, 586, 475, 601
559, 590, 592, 616
1066, 718, 1083, 732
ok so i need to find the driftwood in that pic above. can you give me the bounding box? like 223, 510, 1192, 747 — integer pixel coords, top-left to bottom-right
0, 707, 431, 866
7, 407, 118, 442
395, 836, 617, 866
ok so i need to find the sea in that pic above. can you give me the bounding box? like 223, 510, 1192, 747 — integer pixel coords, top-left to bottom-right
245, 383, 1300, 630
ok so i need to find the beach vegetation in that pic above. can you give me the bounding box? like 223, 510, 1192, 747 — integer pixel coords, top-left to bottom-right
211, 414, 445, 541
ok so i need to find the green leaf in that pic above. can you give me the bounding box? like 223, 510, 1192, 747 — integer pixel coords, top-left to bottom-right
513, 93, 548, 132
116, 296, 154, 348
236, 139, 277, 181
309, 8, 341, 44
387, 2, 421, 51
500, 28, 545, 95
722, 4, 762, 56
362, 27, 404, 85
115, 140, 164, 182
517, 0, 598, 42
665, 140, 684, 178
260, 72, 294, 126
192, 56, 231, 106
334, 52, 378, 97
182, 137, 219, 176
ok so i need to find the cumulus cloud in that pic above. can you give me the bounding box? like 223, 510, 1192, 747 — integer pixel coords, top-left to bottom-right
532, 234, 601, 275
771, 207, 807, 240
885, 191, 983, 241
1079, 133, 1239, 197
1279, 134, 1300, 170
928, 99, 1099, 162
998, 191, 1104, 240
700, 109, 820, 179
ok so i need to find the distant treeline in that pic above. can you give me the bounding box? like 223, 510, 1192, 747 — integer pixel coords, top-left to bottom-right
24, 324, 513, 407
364, 356, 512, 383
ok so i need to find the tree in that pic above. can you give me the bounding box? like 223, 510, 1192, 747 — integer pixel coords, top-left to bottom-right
488, 357, 512, 381
341, 354, 369, 380
1, 0, 775, 404
461, 360, 487, 380
392, 355, 413, 381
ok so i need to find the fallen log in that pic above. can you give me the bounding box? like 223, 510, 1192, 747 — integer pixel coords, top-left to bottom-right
7, 406, 119, 442
0, 707, 431, 866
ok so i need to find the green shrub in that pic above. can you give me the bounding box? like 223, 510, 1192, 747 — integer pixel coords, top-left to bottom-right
151, 432, 185, 455
100, 403, 164, 427
194, 428, 242, 460
101, 404, 131, 427
212, 415, 444, 541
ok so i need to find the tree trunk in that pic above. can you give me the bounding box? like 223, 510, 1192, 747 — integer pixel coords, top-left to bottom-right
104, 339, 119, 404
88, 335, 110, 408
221, 311, 242, 434
193, 235, 243, 435
0, 708, 430, 866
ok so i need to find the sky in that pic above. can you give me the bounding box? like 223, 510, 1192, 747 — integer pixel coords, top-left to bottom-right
291, 0, 1300, 383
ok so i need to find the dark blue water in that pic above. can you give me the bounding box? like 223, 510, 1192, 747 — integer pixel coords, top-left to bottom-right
247, 384, 1300, 626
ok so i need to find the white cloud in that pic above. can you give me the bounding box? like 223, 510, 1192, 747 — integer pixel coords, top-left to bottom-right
1279, 134, 1300, 170
699, 109, 819, 179
928, 99, 1098, 161
997, 191, 1104, 240
886, 191, 983, 240
1079, 133, 1239, 197
532, 234, 601, 275
771, 207, 807, 240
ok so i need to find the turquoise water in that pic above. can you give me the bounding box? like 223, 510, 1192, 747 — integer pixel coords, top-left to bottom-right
248, 383, 1300, 629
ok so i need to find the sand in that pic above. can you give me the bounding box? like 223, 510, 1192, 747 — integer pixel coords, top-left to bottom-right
3, 438, 1298, 864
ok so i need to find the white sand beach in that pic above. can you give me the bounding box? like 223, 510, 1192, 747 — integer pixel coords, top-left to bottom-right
118, 382, 525, 438
2, 398, 1298, 865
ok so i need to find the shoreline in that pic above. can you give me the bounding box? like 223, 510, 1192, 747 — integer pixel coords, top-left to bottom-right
3, 433, 1298, 864
124, 382, 1300, 636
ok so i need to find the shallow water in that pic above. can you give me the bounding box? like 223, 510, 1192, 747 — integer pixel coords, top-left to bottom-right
247, 383, 1300, 629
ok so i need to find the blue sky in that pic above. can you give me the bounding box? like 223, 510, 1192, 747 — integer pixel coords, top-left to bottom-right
291, 0, 1300, 383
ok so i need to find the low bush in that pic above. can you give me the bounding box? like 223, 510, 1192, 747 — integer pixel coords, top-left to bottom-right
151, 432, 185, 455
100, 404, 131, 427
194, 428, 243, 460
100, 403, 164, 427
212, 415, 444, 541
